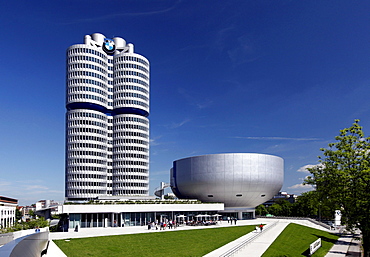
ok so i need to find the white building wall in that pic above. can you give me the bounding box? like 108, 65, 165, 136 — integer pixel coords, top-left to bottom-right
0, 205, 16, 228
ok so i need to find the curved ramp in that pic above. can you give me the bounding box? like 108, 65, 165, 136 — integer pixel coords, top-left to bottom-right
0, 231, 49, 257
154, 182, 170, 199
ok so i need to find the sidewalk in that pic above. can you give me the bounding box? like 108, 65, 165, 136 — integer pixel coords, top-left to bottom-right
232, 220, 290, 257
49, 220, 250, 240
203, 220, 289, 257
325, 233, 362, 257
45, 240, 68, 257
50, 219, 289, 241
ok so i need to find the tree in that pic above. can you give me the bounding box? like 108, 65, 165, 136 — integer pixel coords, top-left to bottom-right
291, 191, 318, 217
278, 199, 293, 216
292, 191, 333, 219
305, 120, 370, 257
15, 208, 22, 221
26, 217, 49, 229
28, 210, 35, 219
267, 203, 282, 216
268, 199, 293, 216
255, 204, 268, 216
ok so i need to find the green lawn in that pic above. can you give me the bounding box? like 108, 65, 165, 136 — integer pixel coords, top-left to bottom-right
54, 225, 256, 257
262, 223, 340, 257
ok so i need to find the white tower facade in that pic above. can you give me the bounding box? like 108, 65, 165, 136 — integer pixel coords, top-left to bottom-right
66, 33, 149, 200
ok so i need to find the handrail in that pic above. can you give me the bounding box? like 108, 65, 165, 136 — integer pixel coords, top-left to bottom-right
154, 183, 171, 198
0, 231, 49, 257
255, 216, 331, 230
219, 221, 279, 257
0, 228, 48, 246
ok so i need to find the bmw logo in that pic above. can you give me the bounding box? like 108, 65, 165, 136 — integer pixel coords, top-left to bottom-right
103, 38, 115, 54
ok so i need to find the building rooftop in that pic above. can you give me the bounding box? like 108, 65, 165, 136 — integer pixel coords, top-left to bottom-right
0, 196, 18, 205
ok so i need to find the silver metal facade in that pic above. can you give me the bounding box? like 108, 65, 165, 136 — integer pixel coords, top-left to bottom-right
171, 153, 284, 208
66, 33, 149, 200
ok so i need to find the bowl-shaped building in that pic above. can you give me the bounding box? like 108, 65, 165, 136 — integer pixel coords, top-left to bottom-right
170, 153, 283, 208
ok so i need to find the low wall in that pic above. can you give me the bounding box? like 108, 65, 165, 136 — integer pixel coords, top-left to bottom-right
0, 228, 48, 246
0, 230, 49, 257
256, 216, 331, 230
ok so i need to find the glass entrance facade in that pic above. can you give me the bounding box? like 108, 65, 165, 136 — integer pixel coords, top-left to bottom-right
67, 210, 237, 229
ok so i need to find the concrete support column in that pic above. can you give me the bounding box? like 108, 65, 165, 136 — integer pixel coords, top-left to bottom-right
238, 211, 243, 220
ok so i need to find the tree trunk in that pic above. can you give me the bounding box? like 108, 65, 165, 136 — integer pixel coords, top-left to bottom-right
363, 231, 370, 257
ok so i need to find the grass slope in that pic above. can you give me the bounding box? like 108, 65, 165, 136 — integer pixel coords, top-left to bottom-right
262, 223, 340, 257
55, 225, 256, 257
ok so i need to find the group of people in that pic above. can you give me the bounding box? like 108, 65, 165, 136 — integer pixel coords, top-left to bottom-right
146, 216, 246, 230
147, 220, 178, 230
227, 217, 238, 225
186, 220, 218, 226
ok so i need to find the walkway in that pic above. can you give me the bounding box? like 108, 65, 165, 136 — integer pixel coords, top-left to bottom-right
325, 233, 362, 257
203, 220, 289, 257
46, 218, 362, 257
49, 220, 243, 240
205, 218, 332, 257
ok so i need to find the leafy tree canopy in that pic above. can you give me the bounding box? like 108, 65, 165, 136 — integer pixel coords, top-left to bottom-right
305, 120, 370, 257
15, 208, 22, 221
255, 204, 268, 216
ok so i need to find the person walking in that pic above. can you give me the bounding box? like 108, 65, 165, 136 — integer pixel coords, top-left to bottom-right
168, 220, 172, 229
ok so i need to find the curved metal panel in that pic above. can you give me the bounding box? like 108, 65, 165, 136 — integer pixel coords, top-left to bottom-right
171, 153, 284, 208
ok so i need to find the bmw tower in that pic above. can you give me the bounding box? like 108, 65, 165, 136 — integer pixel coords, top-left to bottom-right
65, 33, 150, 200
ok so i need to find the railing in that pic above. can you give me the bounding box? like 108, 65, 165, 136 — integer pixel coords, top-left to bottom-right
154, 183, 171, 198
0, 230, 49, 257
219, 221, 279, 257
0, 228, 48, 246
256, 216, 331, 230
0, 234, 13, 247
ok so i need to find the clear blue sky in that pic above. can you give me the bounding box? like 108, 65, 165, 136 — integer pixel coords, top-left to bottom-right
1, 1, 369, 206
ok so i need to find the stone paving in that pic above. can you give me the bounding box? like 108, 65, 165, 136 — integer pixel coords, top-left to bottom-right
325, 233, 362, 257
